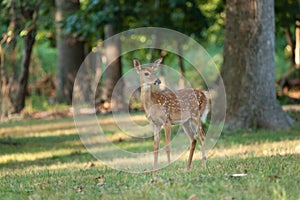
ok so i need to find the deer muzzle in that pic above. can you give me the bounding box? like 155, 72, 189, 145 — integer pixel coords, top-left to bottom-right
154, 79, 161, 85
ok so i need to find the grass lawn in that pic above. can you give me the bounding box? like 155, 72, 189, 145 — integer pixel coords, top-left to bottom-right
0, 112, 300, 200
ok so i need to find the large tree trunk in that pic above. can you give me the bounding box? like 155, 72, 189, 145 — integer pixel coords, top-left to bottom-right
221, 0, 294, 130
55, 0, 84, 104
101, 23, 124, 111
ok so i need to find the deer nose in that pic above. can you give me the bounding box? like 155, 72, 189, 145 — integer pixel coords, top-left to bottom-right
154, 79, 161, 85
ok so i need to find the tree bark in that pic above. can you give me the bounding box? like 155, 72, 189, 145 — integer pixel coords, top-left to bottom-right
13, 27, 36, 113
55, 0, 84, 104
7, 0, 18, 73
0, 40, 10, 120
13, 1, 41, 113
177, 41, 185, 89
101, 23, 124, 110
221, 0, 294, 130
0, 0, 17, 118
295, 20, 300, 69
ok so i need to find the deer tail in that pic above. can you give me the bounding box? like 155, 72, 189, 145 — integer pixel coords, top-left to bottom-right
201, 91, 210, 123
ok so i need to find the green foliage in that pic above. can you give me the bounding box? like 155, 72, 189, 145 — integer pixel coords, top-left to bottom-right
64, 0, 111, 45
275, 0, 300, 28
35, 40, 57, 74
1, 0, 53, 33
197, 0, 225, 44
274, 0, 300, 65
0, 0, 55, 72
64, 0, 209, 47
0, 1, 10, 35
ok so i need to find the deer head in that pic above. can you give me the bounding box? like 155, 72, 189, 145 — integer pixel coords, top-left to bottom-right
133, 58, 162, 87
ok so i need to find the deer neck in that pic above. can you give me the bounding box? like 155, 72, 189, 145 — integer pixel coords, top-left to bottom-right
140, 83, 154, 114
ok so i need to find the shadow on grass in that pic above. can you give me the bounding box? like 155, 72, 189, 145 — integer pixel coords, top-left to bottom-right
0, 132, 157, 155
0, 134, 82, 155
0, 123, 76, 137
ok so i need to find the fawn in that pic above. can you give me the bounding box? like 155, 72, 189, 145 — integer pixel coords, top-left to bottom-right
134, 58, 209, 171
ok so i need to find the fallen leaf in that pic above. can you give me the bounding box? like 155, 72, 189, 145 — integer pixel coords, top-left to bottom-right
188, 194, 197, 200
74, 185, 84, 193
150, 177, 163, 184
96, 175, 105, 186
70, 150, 81, 155
268, 174, 281, 180
224, 196, 235, 200
84, 162, 95, 169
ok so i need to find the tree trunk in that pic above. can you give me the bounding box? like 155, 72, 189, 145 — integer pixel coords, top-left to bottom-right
7, 0, 18, 74
0, 42, 10, 121
177, 41, 185, 89
221, 0, 294, 130
55, 0, 84, 104
13, 0, 40, 113
101, 23, 124, 111
0, 0, 17, 118
295, 20, 300, 69
13, 27, 36, 113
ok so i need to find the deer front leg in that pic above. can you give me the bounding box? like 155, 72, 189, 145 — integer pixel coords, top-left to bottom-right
163, 122, 171, 164
153, 125, 161, 171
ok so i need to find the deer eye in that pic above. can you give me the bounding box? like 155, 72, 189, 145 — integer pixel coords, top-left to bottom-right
144, 72, 150, 76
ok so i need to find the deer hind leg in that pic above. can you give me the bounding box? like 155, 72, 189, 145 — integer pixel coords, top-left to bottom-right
163, 121, 171, 164
182, 120, 197, 171
193, 118, 206, 169
153, 125, 161, 171
199, 127, 206, 169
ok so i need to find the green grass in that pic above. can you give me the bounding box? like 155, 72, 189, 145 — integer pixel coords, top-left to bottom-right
0, 113, 300, 200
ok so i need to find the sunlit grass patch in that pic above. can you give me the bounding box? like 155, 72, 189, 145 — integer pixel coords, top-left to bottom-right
210, 139, 300, 158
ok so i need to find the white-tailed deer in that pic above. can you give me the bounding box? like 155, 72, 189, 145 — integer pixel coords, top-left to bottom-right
134, 58, 209, 171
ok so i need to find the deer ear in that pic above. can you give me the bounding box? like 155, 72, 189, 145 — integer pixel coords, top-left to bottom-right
133, 59, 141, 73
152, 58, 162, 71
